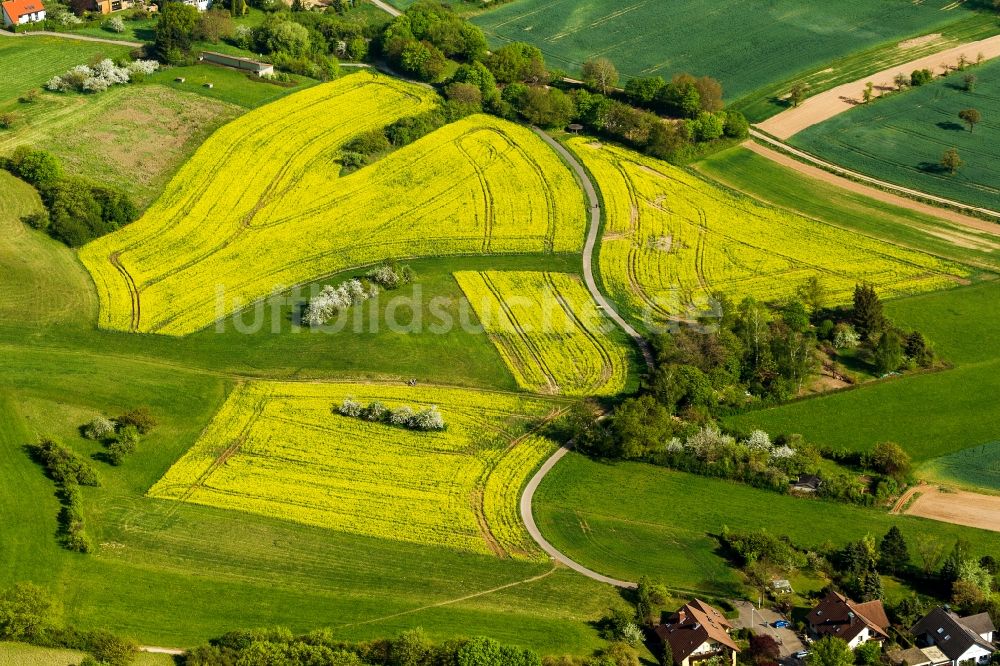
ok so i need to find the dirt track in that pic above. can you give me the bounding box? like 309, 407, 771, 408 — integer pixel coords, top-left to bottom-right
758, 33, 1000, 139
904, 486, 1000, 533
743, 140, 1000, 232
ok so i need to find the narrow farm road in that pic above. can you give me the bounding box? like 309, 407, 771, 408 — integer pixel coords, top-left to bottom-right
366, 0, 401, 17
0, 29, 142, 47
747, 131, 1000, 224
520, 446, 637, 589
140, 646, 186, 656
530, 127, 655, 370
515, 129, 650, 591
757, 33, 1000, 139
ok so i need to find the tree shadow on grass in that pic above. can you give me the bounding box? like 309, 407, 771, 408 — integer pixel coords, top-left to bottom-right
936, 121, 965, 132
918, 162, 951, 175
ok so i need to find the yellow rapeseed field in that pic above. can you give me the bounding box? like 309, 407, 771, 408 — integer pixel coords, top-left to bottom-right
455, 271, 630, 396
149, 381, 560, 559
80, 74, 586, 336
567, 138, 969, 324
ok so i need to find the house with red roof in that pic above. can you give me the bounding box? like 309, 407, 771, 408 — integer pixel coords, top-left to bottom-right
655, 599, 741, 666
2, 0, 45, 27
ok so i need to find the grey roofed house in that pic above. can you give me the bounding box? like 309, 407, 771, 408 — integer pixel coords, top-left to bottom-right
791, 474, 822, 492
911, 607, 996, 666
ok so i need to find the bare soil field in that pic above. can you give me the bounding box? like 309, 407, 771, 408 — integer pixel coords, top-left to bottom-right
904, 486, 1000, 533
758, 33, 1000, 139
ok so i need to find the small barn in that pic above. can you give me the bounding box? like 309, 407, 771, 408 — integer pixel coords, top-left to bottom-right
199, 51, 274, 77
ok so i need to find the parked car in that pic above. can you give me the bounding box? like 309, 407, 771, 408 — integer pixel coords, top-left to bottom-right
773, 619, 791, 628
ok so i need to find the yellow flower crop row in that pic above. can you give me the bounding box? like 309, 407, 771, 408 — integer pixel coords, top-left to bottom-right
454, 271, 629, 396
79, 73, 586, 336
148, 381, 562, 559
566, 138, 970, 324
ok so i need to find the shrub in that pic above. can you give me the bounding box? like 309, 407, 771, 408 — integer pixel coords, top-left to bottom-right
116, 406, 156, 434
389, 405, 415, 426
0, 112, 19, 130
366, 262, 413, 290
102, 15, 126, 32
409, 406, 445, 431
21, 210, 50, 231
338, 398, 364, 417
364, 401, 388, 421
31, 438, 99, 487
83, 417, 116, 441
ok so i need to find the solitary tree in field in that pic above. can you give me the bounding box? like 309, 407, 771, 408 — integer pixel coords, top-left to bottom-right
958, 108, 981, 132
788, 82, 808, 107
581, 57, 619, 95
941, 148, 962, 175
862, 81, 874, 103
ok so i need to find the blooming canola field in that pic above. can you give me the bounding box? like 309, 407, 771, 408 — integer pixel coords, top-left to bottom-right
79, 74, 586, 336
567, 138, 969, 325
149, 381, 560, 559
455, 271, 630, 396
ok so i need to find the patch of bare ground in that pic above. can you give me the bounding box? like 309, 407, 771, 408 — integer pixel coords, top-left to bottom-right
904, 485, 1000, 533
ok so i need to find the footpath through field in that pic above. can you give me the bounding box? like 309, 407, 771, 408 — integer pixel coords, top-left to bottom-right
746, 133, 1000, 225
757, 33, 1000, 139
0, 29, 142, 47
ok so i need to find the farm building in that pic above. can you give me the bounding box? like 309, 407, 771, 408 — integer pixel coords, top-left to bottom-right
807, 590, 889, 649
1, 0, 45, 27
654, 599, 740, 666
200, 51, 274, 77
911, 607, 996, 666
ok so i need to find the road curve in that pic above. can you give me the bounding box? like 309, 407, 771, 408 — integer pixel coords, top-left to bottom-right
748, 129, 1000, 222
531, 127, 655, 370
520, 445, 637, 589
515, 129, 650, 591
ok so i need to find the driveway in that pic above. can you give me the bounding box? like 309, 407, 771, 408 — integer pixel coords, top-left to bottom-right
732, 600, 806, 659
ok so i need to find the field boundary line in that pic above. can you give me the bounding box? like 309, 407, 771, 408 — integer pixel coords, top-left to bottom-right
332, 565, 559, 629
746, 132, 1000, 225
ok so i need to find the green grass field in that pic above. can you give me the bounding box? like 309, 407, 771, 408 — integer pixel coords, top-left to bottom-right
0, 157, 631, 652
921, 440, 1000, 491
0, 36, 131, 103
0, 85, 239, 208
470, 0, 988, 102
0, 642, 173, 666
729, 280, 1000, 468
696, 147, 1000, 275
534, 452, 1000, 591
791, 57, 1000, 212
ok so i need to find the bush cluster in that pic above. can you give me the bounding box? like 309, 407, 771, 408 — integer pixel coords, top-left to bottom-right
338, 398, 445, 431
304, 278, 379, 326
3, 146, 137, 246
29, 438, 99, 553
46, 59, 159, 93
0, 582, 136, 665
83, 407, 156, 466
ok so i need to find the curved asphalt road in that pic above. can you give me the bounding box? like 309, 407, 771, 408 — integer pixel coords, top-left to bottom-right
519, 129, 652, 590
